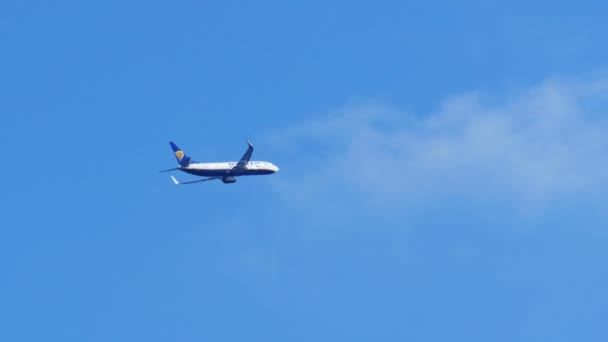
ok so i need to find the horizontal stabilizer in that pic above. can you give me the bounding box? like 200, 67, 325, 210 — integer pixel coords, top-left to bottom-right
161, 167, 181, 173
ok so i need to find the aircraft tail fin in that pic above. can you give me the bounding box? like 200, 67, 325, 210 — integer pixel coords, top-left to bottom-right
169, 141, 192, 167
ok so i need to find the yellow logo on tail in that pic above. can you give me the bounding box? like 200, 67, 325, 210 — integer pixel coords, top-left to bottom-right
175, 150, 184, 161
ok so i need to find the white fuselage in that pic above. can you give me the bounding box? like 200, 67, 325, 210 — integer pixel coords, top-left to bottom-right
180, 161, 279, 177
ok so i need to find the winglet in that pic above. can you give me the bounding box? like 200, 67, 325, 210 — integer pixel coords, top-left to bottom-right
170, 176, 180, 185
246, 138, 253, 148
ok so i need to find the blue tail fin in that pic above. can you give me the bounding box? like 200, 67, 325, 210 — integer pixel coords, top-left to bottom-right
169, 141, 192, 167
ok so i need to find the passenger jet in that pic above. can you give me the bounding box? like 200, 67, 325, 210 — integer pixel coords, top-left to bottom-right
162, 139, 279, 184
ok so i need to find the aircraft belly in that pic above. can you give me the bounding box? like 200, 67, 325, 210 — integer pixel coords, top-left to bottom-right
182, 168, 273, 177
183, 169, 231, 177
244, 169, 274, 176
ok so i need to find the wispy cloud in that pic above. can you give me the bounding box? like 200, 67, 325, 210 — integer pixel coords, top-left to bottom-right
217, 76, 608, 308
270, 76, 608, 217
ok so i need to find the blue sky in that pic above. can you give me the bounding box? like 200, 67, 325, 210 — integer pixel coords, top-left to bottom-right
2, 1, 608, 341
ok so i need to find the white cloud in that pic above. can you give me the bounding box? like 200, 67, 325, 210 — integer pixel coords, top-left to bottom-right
270, 76, 608, 216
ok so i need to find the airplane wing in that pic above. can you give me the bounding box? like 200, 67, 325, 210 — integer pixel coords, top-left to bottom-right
170, 175, 222, 185
231, 139, 254, 173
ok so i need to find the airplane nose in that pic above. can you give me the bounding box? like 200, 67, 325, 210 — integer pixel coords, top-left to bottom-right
273, 165, 280, 172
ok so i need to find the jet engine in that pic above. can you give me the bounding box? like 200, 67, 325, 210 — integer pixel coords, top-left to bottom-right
222, 177, 237, 184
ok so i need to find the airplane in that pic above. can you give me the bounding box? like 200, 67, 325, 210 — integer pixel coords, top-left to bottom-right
161, 139, 279, 184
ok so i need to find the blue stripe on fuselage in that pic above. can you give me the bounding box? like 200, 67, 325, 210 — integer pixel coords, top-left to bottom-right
181, 169, 275, 177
